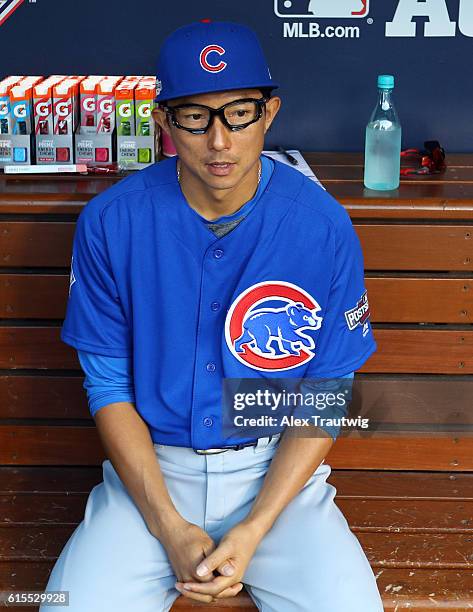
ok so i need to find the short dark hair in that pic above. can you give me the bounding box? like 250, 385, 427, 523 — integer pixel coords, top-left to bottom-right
259, 87, 274, 99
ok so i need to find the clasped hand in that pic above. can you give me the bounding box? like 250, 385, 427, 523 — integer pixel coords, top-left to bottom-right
158, 517, 262, 604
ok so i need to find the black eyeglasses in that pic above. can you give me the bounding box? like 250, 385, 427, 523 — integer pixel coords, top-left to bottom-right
161, 97, 268, 134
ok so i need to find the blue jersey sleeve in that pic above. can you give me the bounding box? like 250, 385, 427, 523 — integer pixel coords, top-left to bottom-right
61, 200, 132, 357
298, 371, 354, 442
307, 211, 376, 378
77, 350, 135, 417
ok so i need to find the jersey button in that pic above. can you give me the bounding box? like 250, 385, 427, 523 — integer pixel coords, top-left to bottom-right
213, 248, 224, 259
210, 301, 220, 311
206, 362, 216, 372
203, 417, 213, 427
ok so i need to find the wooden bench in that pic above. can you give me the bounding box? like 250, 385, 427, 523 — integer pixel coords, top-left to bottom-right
1, 152, 472, 611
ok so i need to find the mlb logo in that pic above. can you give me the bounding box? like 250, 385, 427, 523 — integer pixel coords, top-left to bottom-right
274, 0, 369, 19
0, 0, 25, 27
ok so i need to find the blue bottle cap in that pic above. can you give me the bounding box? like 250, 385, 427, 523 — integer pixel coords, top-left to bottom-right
377, 74, 394, 89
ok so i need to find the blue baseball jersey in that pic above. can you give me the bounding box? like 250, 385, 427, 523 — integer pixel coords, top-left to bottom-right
62, 154, 376, 449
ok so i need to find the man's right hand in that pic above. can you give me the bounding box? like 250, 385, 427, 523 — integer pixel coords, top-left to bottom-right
153, 515, 244, 604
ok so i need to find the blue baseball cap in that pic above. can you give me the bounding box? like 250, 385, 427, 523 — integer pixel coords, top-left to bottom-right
155, 20, 279, 103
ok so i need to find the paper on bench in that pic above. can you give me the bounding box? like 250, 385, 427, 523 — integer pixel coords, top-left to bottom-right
262, 149, 326, 190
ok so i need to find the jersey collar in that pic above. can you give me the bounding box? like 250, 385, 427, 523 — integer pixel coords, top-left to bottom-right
171, 154, 277, 241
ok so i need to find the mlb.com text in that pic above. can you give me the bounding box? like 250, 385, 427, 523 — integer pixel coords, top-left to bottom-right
283, 22, 360, 38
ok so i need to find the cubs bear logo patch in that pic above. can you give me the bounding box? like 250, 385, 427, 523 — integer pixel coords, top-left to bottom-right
225, 281, 323, 372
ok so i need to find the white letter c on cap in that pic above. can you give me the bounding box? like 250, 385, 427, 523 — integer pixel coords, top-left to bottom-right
199, 45, 227, 73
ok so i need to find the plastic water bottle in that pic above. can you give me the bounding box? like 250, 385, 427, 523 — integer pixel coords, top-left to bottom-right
364, 75, 402, 190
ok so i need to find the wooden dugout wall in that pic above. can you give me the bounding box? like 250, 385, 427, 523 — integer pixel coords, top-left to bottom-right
0, 152, 472, 610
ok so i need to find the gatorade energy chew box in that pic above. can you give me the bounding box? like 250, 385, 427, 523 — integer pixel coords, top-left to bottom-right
75, 76, 123, 165
33, 76, 67, 136
116, 79, 139, 136
10, 77, 44, 135
35, 77, 80, 164
79, 76, 105, 134
53, 78, 80, 136
0, 76, 43, 166
0, 76, 23, 135
135, 80, 154, 137
117, 76, 158, 169
96, 77, 122, 133
2, 74, 158, 169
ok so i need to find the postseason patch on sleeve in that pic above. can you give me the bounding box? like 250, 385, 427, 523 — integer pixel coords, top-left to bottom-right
68, 254, 76, 297
344, 290, 371, 336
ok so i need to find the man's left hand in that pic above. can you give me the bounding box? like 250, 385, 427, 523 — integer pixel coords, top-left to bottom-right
175, 521, 264, 601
